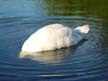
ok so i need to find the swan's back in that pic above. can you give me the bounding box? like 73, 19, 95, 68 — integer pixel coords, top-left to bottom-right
22, 24, 89, 52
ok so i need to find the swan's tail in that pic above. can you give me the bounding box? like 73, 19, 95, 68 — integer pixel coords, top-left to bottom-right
75, 24, 89, 34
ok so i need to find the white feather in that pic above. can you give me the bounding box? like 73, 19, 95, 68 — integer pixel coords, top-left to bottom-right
22, 24, 89, 52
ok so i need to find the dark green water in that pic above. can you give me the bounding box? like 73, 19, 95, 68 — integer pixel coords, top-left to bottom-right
0, 0, 108, 81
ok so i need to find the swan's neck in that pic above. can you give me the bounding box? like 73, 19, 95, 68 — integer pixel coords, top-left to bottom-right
71, 29, 85, 45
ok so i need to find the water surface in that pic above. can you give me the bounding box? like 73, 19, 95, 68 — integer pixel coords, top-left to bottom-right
0, 0, 108, 81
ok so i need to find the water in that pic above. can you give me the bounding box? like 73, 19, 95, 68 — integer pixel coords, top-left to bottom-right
0, 0, 108, 81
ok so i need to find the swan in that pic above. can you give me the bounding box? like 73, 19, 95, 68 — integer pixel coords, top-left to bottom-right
21, 24, 89, 52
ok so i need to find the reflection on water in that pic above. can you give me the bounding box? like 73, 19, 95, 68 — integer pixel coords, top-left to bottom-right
19, 48, 71, 64
0, 0, 108, 81
19, 39, 86, 64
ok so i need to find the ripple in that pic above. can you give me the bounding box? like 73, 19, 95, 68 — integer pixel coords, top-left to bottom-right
0, 7, 108, 81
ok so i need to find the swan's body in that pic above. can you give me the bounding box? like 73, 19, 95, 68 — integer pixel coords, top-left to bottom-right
22, 24, 89, 52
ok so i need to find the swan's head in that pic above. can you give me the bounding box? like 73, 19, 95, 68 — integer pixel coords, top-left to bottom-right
75, 24, 89, 34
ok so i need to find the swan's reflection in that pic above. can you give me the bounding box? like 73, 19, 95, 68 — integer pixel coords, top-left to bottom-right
19, 39, 86, 64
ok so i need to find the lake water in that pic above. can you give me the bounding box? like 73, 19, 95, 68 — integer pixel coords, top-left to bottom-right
0, 0, 108, 81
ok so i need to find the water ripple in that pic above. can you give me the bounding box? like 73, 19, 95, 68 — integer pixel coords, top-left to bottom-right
0, 9, 108, 81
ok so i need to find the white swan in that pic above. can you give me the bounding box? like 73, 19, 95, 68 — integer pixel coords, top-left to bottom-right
22, 24, 89, 52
